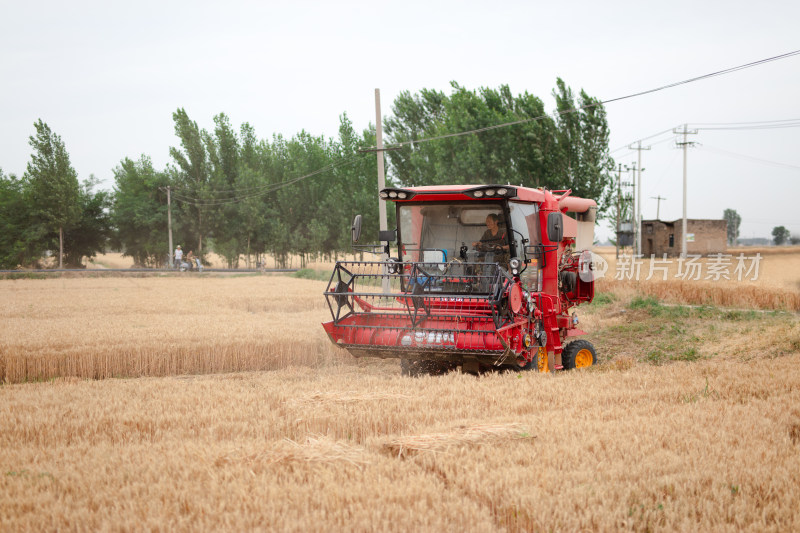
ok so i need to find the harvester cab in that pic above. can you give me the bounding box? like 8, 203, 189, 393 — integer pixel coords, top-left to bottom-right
322, 184, 598, 375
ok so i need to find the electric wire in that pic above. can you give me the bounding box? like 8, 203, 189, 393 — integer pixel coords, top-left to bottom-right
696, 144, 800, 171
171, 154, 367, 206
614, 135, 677, 161
171, 49, 800, 206
173, 153, 367, 196
696, 122, 800, 131
692, 118, 800, 127
610, 127, 675, 153
372, 49, 800, 151
611, 119, 800, 155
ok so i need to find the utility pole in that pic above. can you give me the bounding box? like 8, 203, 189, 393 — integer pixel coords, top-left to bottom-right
674, 124, 698, 257
375, 89, 390, 294
620, 165, 635, 256
627, 162, 637, 256
159, 186, 175, 267
167, 186, 173, 267
651, 195, 666, 220
615, 163, 623, 259
628, 141, 650, 256
375, 89, 387, 236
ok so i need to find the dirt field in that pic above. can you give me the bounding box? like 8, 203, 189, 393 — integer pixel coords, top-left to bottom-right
2, 251, 799, 531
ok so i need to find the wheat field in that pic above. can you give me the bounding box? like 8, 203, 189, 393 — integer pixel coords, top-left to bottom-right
592, 246, 800, 311
2, 252, 800, 531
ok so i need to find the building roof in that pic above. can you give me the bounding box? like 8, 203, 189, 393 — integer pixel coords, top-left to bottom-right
642, 218, 725, 225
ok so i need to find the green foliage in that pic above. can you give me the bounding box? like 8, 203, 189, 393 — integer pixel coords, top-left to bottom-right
170, 108, 212, 253
23, 119, 81, 266
161, 110, 388, 269
1, 124, 108, 268
291, 268, 331, 281
24, 120, 81, 230
4, 80, 614, 269
723, 208, 741, 245
384, 81, 614, 216
772, 225, 790, 245
0, 169, 47, 268
62, 176, 113, 267
628, 295, 661, 310
589, 292, 615, 307
111, 156, 171, 267
551, 79, 615, 212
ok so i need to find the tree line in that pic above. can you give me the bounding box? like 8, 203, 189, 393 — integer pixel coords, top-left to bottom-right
0, 80, 616, 269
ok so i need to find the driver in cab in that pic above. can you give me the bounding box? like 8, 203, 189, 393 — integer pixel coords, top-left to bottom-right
472, 213, 509, 252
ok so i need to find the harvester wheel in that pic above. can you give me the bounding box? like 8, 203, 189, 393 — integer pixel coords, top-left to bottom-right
401, 359, 421, 377
562, 340, 596, 370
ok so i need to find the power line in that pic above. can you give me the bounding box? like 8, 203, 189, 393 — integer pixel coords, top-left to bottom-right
696, 122, 800, 131
372, 49, 800, 151
172, 49, 800, 206
611, 119, 800, 155
170, 154, 366, 206
692, 118, 800, 127
610, 128, 674, 153
614, 135, 677, 162
697, 144, 800, 171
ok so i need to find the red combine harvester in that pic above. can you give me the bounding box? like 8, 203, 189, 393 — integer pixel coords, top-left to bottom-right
322, 184, 598, 375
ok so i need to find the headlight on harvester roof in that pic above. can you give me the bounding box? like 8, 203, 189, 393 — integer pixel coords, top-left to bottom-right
379, 188, 416, 200
466, 185, 517, 199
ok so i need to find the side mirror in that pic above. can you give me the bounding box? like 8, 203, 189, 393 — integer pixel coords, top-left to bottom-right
547, 212, 563, 243
351, 214, 362, 244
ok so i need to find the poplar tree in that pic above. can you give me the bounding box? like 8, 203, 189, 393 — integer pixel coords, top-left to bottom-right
23, 120, 80, 268
170, 108, 211, 253
723, 208, 741, 245
384, 81, 614, 215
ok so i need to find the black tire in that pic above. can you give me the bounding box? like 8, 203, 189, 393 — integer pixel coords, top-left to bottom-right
400, 359, 420, 377
562, 340, 596, 370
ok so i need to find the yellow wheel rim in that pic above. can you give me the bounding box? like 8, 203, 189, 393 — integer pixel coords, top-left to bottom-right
574, 348, 594, 368
537, 347, 548, 373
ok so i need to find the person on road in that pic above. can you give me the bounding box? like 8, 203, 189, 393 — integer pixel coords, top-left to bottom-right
174, 245, 183, 268
186, 250, 203, 271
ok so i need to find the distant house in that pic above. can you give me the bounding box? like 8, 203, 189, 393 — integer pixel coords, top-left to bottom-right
641, 219, 727, 257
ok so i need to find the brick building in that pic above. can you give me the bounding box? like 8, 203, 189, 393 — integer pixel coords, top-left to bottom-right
641, 219, 727, 257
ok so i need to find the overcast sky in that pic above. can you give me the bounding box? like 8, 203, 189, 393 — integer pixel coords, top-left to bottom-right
2, 0, 799, 240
